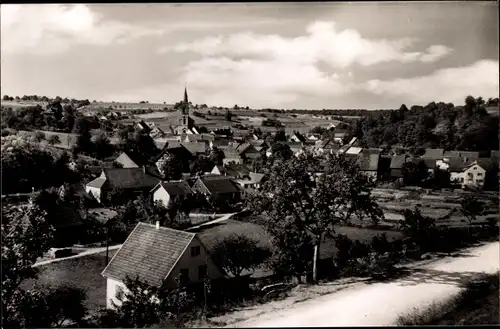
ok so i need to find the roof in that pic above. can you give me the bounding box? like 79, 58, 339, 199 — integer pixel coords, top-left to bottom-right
458, 151, 480, 160
86, 177, 106, 189
346, 146, 363, 155
422, 148, 444, 159
181, 142, 208, 154
154, 180, 193, 196
249, 172, 265, 183
102, 222, 195, 286
193, 219, 274, 277
390, 154, 408, 169
358, 150, 380, 171
212, 139, 230, 147
115, 152, 139, 168
421, 158, 437, 169
445, 157, 468, 172
235, 142, 255, 155
199, 177, 241, 194
101, 168, 160, 190
154, 143, 192, 162
290, 132, 306, 142
491, 150, 500, 159
185, 134, 215, 142
467, 158, 495, 171
221, 163, 251, 177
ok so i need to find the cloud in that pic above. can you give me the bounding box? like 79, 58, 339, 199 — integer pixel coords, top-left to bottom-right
163, 20, 452, 68
361, 60, 499, 104
1, 4, 163, 55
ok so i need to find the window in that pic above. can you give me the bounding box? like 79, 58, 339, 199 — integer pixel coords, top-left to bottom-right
198, 265, 207, 280
477, 173, 483, 177
191, 246, 201, 257
115, 285, 124, 300
473, 167, 477, 170
477, 179, 484, 183
179, 268, 189, 284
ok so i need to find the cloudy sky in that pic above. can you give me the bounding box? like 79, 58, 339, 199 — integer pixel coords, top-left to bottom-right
1, 2, 498, 109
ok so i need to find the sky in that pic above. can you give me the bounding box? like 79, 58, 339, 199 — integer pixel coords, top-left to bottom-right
1, 2, 498, 109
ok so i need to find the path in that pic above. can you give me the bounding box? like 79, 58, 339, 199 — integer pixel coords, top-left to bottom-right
33, 245, 122, 267
230, 242, 499, 327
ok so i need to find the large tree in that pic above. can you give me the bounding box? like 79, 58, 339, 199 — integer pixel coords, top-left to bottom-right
211, 234, 272, 277
248, 151, 383, 282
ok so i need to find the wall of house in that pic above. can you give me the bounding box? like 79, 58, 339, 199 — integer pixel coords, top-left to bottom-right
462, 164, 486, 187
153, 186, 171, 208
106, 277, 128, 309
85, 186, 101, 203
223, 157, 243, 165
450, 171, 463, 183
166, 237, 224, 288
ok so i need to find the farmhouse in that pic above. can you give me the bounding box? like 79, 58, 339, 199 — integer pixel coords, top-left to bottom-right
151, 180, 193, 208
85, 167, 160, 204
358, 148, 382, 181
390, 154, 410, 179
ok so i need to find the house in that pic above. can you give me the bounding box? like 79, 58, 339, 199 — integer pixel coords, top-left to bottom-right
248, 140, 269, 152
192, 176, 241, 204
333, 130, 347, 143
210, 138, 230, 150
314, 139, 340, 155
211, 163, 251, 178
101, 222, 225, 309
223, 143, 260, 165
114, 152, 139, 168
149, 126, 165, 139
184, 134, 214, 143
390, 154, 410, 179
288, 132, 306, 143
85, 167, 161, 204
151, 181, 193, 208
460, 160, 492, 188
358, 149, 382, 181
421, 148, 444, 159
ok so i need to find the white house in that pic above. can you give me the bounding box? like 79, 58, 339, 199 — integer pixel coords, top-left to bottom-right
151, 181, 193, 208
461, 161, 487, 188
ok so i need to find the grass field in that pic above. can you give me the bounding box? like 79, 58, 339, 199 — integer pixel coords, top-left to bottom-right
1, 100, 49, 109
24, 249, 118, 312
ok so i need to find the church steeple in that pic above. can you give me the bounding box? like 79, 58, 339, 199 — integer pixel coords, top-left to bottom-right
184, 84, 188, 103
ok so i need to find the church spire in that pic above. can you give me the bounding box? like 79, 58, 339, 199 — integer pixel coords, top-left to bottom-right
184, 84, 188, 104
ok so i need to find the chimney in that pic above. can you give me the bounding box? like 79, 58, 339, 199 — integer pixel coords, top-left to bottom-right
156, 221, 160, 229
143, 166, 146, 173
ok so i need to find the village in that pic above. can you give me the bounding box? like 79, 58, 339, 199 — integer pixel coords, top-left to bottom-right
2, 3, 499, 328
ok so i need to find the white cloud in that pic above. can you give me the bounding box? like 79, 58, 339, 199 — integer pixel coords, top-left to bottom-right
163, 20, 452, 68
361, 60, 499, 104
0, 4, 163, 55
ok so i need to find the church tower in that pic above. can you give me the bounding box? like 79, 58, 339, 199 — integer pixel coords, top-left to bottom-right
175, 85, 195, 134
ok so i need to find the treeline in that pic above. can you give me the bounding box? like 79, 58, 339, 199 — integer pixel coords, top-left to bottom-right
3, 94, 91, 107
344, 96, 499, 152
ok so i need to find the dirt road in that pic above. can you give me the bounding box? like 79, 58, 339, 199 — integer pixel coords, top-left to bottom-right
230, 242, 499, 327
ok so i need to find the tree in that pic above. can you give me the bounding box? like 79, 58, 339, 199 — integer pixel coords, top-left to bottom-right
3, 94, 11, 101
35, 131, 46, 142
93, 132, 113, 160
159, 154, 184, 181
401, 160, 429, 186
211, 234, 272, 277
47, 135, 61, 145
73, 118, 93, 155
248, 151, 383, 282
273, 128, 287, 142
208, 147, 225, 166
310, 126, 326, 135
400, 207, 436, 253
63, 104, 75, 132
1, 201, 87, 328
271, 142, 293, 162
460, 195, 485, 239
225, 109, 233, 121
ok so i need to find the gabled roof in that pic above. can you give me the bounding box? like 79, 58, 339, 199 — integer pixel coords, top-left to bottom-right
115, 152, 139, 168
422, 148, 444, 159
224, 163, 251, 177
181, 142, 208, 155
154, 143, 192, 162
465, 158, 495, 171
86, 177, 106, 189
235, 142, 256, 155
446, 157, 468, 172
101, 168, 160, 190
249, 172, 265, 183
212, 138, 230, 148
198, 177, 241, 194
152, 180, 193, 196
185, 134, 215, 142
490, 150, 500, 159
358, 150, 381, 171
102, 222, 195, 286
390, 154, 408, 169
289, 132, 306, 142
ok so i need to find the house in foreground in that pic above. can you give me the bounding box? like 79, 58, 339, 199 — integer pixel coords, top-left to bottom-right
101, 222, 224, 309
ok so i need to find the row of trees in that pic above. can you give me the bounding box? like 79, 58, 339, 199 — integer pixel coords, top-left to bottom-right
344, 96, 499, 152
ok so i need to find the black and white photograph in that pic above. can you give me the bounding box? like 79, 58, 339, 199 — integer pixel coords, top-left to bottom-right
1, 2, 499, 327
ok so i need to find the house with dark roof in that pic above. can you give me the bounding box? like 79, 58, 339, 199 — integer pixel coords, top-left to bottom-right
390, 154, 410, 179
181, 141, 208, 155
211, 163, 251, 178
101, 222, 225, 309
151, 181, 193, 208
421, 148, 444, 159
192, 176, 241, 204
136, 120, 152, 134
85, 167, 161, 204
210, 138, 231, 150
358, 149, 382, 181
114, 152, 139, 168
234, 172, 266, 190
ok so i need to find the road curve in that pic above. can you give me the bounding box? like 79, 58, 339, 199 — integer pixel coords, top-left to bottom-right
230, 242, 499, 327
